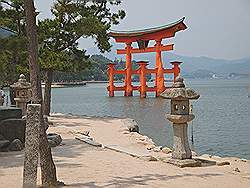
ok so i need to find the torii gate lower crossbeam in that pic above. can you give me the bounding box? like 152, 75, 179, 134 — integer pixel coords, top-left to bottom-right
107, 61, 182, 98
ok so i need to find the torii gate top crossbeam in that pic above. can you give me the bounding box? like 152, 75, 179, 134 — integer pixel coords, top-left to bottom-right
109, 17, 187, 43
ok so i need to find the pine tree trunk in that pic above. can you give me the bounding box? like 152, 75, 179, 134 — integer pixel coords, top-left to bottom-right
24, 0, 58, 186
24, 0, 42, 105
44, 70, 53, 116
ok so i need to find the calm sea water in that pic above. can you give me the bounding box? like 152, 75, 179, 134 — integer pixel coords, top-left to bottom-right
51, 79, 250, 159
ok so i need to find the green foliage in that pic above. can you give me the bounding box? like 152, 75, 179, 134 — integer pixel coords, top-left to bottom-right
0, 0, 28, 86
0, 0, 25, 35
0, 36, 28, 86
50, 0, 125, 52
53, 54, 152, 82
38, 0, 125, 74
0, 49, 12, 86
86, 54, 111, 80
0, 0, 126, 85
53, 54, 110, 81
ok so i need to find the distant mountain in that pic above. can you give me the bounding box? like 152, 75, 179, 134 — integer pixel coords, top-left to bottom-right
159, 53, 250, 78
52, 52, 249, 81
100, 48, 250, 78
182, 69, 216, 79
215, 59, 250, 74
0, 27, 16, 38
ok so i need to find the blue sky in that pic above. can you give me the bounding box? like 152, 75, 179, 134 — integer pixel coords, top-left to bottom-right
35, 0, 250, 60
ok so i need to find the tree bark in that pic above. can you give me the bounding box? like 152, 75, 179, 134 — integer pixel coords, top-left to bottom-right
24, 0, 42, 105
24, 0, 58, 186
44, 69, 53, 116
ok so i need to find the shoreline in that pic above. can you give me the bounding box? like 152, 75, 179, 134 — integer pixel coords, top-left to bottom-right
0, 114, 250, 187
49, 114, 250, 165
51, 112, 250, 161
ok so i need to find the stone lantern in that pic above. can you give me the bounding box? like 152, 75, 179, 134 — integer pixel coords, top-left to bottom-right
0, 93, 4, 106
11, 74, 32, 115
160, 77, 199, 162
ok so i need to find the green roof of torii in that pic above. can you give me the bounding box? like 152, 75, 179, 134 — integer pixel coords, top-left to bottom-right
109, 17, 186, 38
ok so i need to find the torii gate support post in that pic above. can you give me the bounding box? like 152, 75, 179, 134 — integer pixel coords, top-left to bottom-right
107, 63, 115, 97
137, 61, 148, 98
171, 61, 182, 82
125, 42, 133, 96
155, 39, 165, 97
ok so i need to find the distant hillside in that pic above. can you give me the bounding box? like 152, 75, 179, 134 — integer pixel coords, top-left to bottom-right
53, 55, 110, 81
51, 46, 250, 80
102, 49, 250, 79
160, 53, 250, 75
0, 27, 16, 38
53, 54, 152, 82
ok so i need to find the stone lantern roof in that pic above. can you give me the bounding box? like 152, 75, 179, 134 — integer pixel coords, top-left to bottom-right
160, 77, 200, 100
11, 74, 31, 89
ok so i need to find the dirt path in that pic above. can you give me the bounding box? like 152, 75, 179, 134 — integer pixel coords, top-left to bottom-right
0, 115, 250, 188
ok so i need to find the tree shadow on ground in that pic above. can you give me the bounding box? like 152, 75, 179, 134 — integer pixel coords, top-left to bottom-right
0, 151, 24, 169
52, 138, 108, 169
53, 122, 92, 127
0, 139, 99, 169
67, 172, 223, 188
52, 138, 102, 159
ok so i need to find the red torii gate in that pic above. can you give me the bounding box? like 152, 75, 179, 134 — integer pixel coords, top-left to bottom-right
107, 17, 187, 97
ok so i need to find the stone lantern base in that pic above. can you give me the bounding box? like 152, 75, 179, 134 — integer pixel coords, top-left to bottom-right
166, 114, 194, 160
163, 158, 202, 168
172, 123, 192, 159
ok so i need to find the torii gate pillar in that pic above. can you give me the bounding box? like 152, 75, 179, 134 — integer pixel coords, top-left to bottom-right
155, 39, 165, 97
125, 42, 133, 96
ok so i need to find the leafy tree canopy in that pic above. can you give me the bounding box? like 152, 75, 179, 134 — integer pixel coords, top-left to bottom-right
0, 0, 126, 86
38, 0, 125, 72
0, 0, 25, 35
0, 0, 28, 86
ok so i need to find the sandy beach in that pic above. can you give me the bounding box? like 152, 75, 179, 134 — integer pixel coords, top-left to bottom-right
0, 115, 250, 188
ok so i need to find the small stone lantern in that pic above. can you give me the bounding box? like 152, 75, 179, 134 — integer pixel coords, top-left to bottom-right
0, 91, 4, 106
11, 74, 32, 115
160, 77, 200, 160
